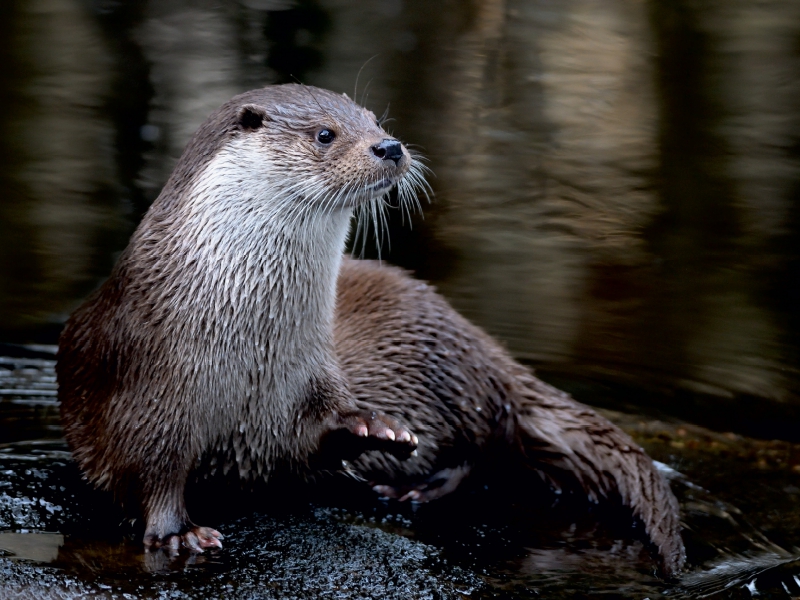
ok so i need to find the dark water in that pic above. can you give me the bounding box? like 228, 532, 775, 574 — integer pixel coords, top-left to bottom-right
1, 0, 800, 598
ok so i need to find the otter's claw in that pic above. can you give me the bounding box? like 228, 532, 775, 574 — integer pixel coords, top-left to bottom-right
373, 464, 472, 503
145, 526, 223, 555
342, 410, 417, 457
321, 410, 418, 462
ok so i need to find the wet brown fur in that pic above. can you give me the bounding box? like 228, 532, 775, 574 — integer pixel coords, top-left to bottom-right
57, 84, 685, 576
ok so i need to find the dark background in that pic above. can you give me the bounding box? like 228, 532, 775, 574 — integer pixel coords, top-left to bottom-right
2, 0, 799, 441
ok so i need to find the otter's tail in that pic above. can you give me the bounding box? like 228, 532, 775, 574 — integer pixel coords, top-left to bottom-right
512, 372, 685, 578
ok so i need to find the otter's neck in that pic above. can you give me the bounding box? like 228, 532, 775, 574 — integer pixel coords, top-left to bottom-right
125, 144, 354, 376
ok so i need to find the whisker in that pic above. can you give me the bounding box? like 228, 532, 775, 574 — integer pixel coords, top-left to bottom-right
361, 78, 374, 108
354, 55, 380, 101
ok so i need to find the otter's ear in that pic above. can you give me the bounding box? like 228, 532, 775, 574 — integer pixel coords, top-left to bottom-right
237, 104, 269, 131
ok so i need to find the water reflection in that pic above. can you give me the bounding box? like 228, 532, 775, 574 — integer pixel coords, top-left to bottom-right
0, 0, 121, 340
2, 0, 796, 414
0, 532, 63, 562
424, 0, 662, 365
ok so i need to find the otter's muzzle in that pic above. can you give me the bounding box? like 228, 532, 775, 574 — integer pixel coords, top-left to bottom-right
371, 139, 404, 165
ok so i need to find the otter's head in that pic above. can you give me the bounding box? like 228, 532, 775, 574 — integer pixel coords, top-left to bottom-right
164, 84, 429, 224
239, 85, 416, 208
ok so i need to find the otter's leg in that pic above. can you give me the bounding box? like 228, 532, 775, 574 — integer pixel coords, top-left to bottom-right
140, 472, 222, 554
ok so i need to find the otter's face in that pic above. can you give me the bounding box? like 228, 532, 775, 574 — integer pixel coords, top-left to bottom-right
232, 86, 416, 211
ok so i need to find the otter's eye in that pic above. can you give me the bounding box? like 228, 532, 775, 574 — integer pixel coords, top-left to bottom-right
317, 129, 335, 144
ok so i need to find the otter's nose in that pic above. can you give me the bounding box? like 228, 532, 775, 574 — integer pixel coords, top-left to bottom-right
371, 139, 404, 165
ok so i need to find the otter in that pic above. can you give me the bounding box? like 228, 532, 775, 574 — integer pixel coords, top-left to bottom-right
57, 84, 685, 577
57, 85, 419, 553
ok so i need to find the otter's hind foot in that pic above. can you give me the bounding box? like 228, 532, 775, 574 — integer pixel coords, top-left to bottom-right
145, 526, 223, 555
373, 464, 472, 503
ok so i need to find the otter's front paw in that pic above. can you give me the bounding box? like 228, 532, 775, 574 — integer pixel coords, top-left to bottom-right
144, 526, 223, 555
323, 410, 418, 461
